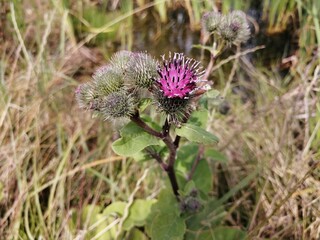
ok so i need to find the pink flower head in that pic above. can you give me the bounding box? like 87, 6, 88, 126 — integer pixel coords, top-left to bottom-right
156, 53, 205, 99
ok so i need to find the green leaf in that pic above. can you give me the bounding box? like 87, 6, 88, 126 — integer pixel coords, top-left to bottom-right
210, 227, 246, 240
102, 201, 126, 216
123, 199, 156, 230
192, 159, 212, 195
146, 189, 186, 240
112, 122, 161, 157
127, 228, 148, 240
206, 89, 220, 99
176, 123, 219, 144
186, 227, 246, 240
138, 98, 153, 112
175, 144, 212, 195
185, 199, 226, 240
189, 109, 209, 128
148, 212, 186, 240
204, 149, 228, 163
72, 205, 118, 240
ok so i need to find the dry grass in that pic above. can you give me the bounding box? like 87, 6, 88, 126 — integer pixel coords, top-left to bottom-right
0, 1, 319, 239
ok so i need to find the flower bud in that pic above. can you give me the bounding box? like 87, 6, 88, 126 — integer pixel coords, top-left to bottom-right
218, 10, 251, 45
75, 83, 96, 109
93, 66, 124, 97
180, 196, 202, 213
202, 11, 222, 33
125, 52, 159, 89
100, 90, 137, 119
110, 50, 134, 73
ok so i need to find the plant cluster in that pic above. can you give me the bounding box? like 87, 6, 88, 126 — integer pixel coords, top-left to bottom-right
75, 9, 252, 240
76, 51, 211, 125
200, 10, 250, 59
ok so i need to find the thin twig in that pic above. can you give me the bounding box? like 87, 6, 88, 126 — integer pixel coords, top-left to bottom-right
211, 45, 265, 73
203, 55, 215, 80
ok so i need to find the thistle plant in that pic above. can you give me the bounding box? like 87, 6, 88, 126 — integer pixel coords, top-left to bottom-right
75, 10, 251, 240
76, 50, 215, 198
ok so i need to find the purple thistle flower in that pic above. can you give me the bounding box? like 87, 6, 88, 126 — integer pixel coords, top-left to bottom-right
153, 53, 208, 124
156, 53, 205, 99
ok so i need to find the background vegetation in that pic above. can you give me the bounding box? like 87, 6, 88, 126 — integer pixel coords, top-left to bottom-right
0, 0, 319, 239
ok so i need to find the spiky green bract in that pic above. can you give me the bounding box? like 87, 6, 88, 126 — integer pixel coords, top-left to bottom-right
218, 10, 251, 45
110, 50, 134, 73
93, 66, 124, 96
100, 90, 137, 120
75, 83, 97, 110
125, 52, 159, 89
201, 11, 222, 33
153, 88, 193, 124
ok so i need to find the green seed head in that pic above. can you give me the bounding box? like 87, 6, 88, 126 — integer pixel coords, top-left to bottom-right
93, 66, 124, 97
125, 52, 158, 89
218, 10, 251, 45
100, 90, 137, 120
75, 83, 97, 110
202, 11, 222, 33
110, 50, 134, 73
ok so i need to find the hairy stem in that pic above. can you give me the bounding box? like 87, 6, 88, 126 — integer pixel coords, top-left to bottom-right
131, 113, 180, 199
130, 112, 163, 138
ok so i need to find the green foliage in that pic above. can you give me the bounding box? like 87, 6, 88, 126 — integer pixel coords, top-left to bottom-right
189, 109, 209, 128
112, 121, 161, 156
122, 199, 156, 230
176, 123, 219, 144
175, 144, 213, 195
71, 5, 122, 44
204, 149, 228, 163
146, 189, 186, 240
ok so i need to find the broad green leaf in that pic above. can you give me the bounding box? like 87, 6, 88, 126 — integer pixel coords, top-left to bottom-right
175, 144, 198, 175
131, 150, 151, 162
146, 189, 185, 240
102, 201, 126, 216
175, 144, 212, 194
189, 109, 209, 128
192, 159, 212, 195
186, 227, 246, 240
76, 205, 117, 240
204, 149, 228, 163
185, 198, 226, 239
210, 227, 246, 240
112, 122, 161, 156
176, 123, 219, 144
123, 199, 156, 230
127, 228, 148, 240
148, 212, 186, 240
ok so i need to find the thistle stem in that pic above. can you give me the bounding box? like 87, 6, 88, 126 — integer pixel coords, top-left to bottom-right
130, 112, 163, 138
130, 113, 180, 199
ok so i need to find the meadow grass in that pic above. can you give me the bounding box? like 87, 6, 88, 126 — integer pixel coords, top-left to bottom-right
0, 0, 319, 239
